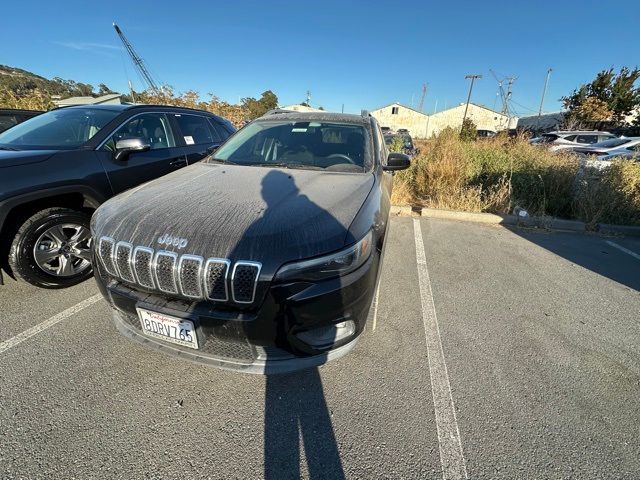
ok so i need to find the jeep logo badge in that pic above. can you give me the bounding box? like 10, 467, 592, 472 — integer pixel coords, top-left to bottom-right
157, 233, 188, 249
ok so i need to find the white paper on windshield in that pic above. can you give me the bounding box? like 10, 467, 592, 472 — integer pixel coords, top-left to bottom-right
184, 136, 194, 145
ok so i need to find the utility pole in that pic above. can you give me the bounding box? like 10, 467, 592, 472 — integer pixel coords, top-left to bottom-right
462, 74, 482, 127
341, 103, 344, 113
418, 83, 427, 112
305, 90, 311, 106
538, 68, 552, 117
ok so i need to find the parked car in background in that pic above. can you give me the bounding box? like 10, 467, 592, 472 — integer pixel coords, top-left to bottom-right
91, 110, 410, 373
381, 126, 393, 135
0, 104, 235, 288
384, 133, 419, 156
477, 129, 497, 139
571, 137, 640, 159
529, 130, 617, 151
0, 108, 43, 133
397, 128, 409, 134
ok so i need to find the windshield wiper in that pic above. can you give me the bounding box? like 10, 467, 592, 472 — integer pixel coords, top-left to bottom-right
253, 162, 323, 171
0, 145, 18, 151
207, 157, 239, 165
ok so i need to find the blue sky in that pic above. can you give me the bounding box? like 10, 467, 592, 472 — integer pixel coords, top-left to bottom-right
1, 0, 638, 116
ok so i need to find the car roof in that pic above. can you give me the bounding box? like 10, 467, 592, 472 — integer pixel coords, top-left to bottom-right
258, 110, 371, 126
59, 103, 223, 117
546, 130, 612, 135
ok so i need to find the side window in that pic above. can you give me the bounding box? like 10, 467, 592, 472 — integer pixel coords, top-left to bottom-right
576, 135, 597, 144
174, 114, 217, 145
0, 114, 19, 132
103, 113, 176, 152
207, 118, 230, 142
599, 135, 615, 142
564, 135, 577, 141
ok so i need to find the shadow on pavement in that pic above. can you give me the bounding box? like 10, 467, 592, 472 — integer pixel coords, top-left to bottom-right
264, 368, 345, 479
506, 226, 640, 291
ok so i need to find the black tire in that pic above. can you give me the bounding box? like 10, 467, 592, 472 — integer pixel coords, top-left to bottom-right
8, 208, 93, 289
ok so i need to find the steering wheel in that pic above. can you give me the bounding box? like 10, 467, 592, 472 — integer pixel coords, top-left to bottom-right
327, 153, 356, 165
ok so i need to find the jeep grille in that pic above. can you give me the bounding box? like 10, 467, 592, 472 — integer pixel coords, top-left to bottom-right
96, 236, 261, 304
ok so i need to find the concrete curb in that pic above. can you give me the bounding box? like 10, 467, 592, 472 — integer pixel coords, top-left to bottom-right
390, 206, 640, 237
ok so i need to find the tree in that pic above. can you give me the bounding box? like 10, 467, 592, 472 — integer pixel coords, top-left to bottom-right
562, 67, 640, 126
459, 117, 477, 141
241, 90, 279, 120
98, 83, 116, 95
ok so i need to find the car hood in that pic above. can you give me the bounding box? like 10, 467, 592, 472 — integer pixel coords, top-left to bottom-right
0, 149, 58, 168
92, 162, 375, 274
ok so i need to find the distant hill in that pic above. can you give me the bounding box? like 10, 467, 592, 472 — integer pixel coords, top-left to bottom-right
0, 64, 118, 98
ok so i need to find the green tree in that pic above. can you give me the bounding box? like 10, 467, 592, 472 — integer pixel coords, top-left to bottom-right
562, 67, 640, 125
460, 117, 477, 141
241, 90, 279, 120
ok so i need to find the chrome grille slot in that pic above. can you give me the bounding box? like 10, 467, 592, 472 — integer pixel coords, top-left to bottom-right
178, 255, 204, 298
154, 251, 178, 294
115, 242, 134, 282
132, 246, 154, 289
98, 237, 117, 276
204, 259, 230, 301
232, 262, 261, 304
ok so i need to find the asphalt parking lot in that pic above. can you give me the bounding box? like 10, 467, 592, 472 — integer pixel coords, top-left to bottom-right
1, 217, 639, 479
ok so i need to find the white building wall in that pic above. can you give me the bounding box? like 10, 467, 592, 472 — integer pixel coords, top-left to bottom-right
370, 103, 429, 138
427, 104, 513, 136
371, 102, 516, 138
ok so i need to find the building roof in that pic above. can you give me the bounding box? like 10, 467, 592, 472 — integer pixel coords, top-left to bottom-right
54, 93, 122, 106
431, 102, 506, 117
371, 102, 428, 116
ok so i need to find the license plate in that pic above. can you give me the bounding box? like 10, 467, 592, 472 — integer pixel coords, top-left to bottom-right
136, 308, 199, 349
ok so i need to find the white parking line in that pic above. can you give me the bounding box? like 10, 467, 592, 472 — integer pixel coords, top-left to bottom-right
0, 294, 102, 355
413, 218, 468, 480
371, 281, 381, 331
605, 240, 640, 261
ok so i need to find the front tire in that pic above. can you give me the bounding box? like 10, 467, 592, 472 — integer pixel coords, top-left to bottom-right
8, 208, 93, 289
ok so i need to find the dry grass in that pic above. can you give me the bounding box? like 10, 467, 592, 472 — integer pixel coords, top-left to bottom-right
392, 129, 640, 226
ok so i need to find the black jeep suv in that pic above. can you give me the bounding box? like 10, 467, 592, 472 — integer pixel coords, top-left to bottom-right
0, 104, 234, 288
91, 110, 410, 373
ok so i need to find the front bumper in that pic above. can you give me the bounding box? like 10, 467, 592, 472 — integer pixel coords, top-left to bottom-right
95, 251, 379, 374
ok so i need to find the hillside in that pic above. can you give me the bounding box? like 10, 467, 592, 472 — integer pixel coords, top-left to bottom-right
0, 64, 117, 98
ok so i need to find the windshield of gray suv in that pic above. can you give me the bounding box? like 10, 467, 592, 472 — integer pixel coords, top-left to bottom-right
0, 108, 119, 150
210, 120, 370, 172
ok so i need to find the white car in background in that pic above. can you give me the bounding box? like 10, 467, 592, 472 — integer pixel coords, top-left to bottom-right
571, 137, 640, 160
530, 130, 617, 151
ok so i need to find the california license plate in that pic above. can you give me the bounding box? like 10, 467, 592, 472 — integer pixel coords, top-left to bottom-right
136, 308, 199, 349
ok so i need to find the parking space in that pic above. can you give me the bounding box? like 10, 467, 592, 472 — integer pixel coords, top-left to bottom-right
1, 217, 639, 479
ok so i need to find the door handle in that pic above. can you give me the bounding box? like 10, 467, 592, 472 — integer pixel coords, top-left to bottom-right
169, 158, 188, 168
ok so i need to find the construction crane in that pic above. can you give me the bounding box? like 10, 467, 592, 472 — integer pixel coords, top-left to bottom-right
418, 83, 427, 112
113, 23, 160, 95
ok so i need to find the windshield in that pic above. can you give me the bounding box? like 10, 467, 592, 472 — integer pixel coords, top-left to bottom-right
0, 108, 120, 150
589, 138, 631, 148
211, 120, 370, 172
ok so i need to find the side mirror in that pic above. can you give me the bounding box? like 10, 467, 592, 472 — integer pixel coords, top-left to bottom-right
114, 137, 150, 161
383, 152, 411, 171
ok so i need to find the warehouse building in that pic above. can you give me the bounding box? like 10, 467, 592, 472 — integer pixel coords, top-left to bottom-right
371, 102, 517, 138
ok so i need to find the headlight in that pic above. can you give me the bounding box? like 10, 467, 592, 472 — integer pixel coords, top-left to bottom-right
275, 231, 373, 282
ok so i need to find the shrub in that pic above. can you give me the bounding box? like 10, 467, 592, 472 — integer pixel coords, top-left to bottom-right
390, 130, 640, 226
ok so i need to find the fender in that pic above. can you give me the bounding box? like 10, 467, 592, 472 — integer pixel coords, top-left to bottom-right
0, 185, 107, 234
